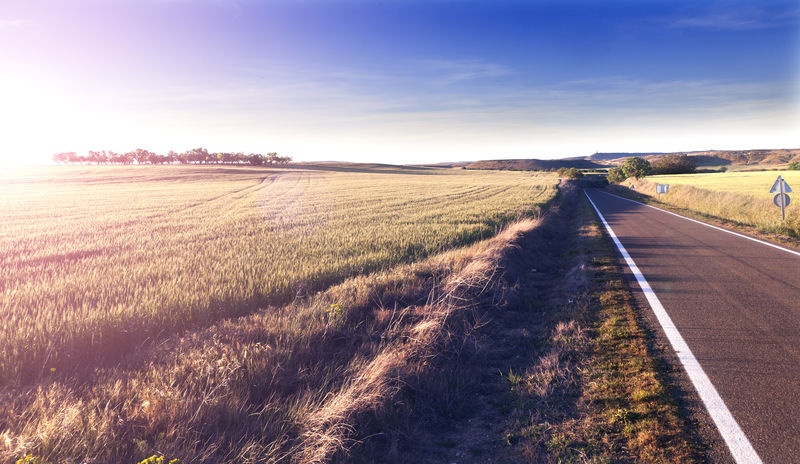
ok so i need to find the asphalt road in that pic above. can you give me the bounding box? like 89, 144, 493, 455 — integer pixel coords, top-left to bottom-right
585, 189, 800, 464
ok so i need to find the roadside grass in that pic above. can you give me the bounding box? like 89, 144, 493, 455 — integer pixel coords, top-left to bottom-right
0, 165, 557, 387
502, 195, 696, 463
611, 176, 800, 240
296, 217, 545, 464
589, 249, 694, 462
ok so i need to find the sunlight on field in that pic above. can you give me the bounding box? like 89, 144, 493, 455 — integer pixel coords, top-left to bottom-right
0, 165, 557, 386
647, 170, 800, 199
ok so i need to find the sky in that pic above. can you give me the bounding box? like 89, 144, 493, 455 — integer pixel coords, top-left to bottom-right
0, 0, 798, 164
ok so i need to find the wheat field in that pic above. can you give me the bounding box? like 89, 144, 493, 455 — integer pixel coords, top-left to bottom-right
0, 164, 559, 463
0, 165, 557, 387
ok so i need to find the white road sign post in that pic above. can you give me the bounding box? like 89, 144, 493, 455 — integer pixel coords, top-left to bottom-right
656, 184, 669, 200
770, 175, 792, 221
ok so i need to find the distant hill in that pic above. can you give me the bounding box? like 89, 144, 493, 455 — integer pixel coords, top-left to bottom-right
681, 149, 800, 166
465, 158, 604, 171
406, 161, 471, 169
589, 152, 669, 161
457, 149, 800, 173
592, 149, 800, 167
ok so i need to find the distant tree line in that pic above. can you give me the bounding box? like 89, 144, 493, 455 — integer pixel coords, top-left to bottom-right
52, 148, 292, 166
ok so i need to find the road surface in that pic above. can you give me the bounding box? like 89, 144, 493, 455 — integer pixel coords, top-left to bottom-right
585, 189, 800, 464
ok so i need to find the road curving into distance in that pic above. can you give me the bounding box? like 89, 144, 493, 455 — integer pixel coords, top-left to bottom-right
585, 188, 800, 464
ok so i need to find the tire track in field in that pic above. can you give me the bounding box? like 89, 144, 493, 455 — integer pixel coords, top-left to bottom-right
178, 174, 279, 215
334, 184, 497, 220
383, 184, 516, 220
4, 174, 292, 285
41, 175, 280, 243
15, 173, 303, 272
257, 171, 329, 228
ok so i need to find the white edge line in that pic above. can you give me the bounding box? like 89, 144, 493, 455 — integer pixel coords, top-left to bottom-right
584, 190, 763, 464
597, 189, 800, 258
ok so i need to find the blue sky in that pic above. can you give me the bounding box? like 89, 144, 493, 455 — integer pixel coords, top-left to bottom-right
0, 0, 798, 163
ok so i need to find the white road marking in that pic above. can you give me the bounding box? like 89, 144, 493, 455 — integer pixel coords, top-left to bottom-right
597, 189, 800, 258
584, 190, 763, 464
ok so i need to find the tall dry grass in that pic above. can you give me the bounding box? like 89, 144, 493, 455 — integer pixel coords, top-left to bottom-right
294, 218, 541, 463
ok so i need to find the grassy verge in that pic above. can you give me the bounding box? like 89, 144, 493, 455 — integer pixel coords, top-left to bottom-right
501, 192, 697, 462
298, 217, 546, 463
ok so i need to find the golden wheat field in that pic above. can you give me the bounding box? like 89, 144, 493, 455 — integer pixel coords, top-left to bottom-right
0, 164, 557, 388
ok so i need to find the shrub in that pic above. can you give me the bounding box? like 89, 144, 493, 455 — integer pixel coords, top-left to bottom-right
557, 167, 584, 179
788, 162, 800, 171
651, 154, 697, 175
606, 167, 626, 184
621, 157, 652, 179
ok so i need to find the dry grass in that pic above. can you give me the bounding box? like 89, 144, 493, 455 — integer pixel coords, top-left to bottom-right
293, 218, 542, 463
0, 218, 540, 464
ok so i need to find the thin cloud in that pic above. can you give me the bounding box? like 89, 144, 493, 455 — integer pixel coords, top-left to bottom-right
416, 59, 512, 85
669, 7, 799, 30
672, 15, 768, 30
